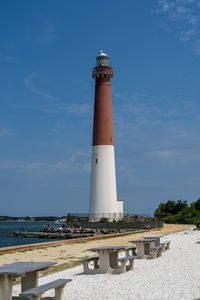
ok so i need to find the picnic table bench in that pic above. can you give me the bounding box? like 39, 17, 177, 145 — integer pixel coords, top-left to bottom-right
146, 245, 163, 259
0, 262, 57, 300
79, 256, 99, 273
125, 246, 137, 256
118, 255, 137, 272
143, 235, 164, 246
129, 239, 156, 259
0, 262, 71, 300
82, 246, 133, 274
19, 278, 72, 300
160, 240, 171, 250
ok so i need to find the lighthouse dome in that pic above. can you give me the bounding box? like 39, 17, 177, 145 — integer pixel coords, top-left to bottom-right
96, 50, 110, 67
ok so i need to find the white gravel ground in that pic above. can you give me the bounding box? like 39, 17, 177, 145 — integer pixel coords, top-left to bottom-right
13, 229, 200, 300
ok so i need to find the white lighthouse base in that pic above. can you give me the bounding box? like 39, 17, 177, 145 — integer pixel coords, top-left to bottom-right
89, 145, 123, 222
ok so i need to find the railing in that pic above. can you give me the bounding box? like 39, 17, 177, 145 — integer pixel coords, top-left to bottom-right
67, 220, 163, 230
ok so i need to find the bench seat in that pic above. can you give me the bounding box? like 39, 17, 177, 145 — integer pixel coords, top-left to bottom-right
79, 256, 99, 274
118, 255, 137, 272
161, 240, 171, 250
146, 245, 162, 259
19, 279, 72, 300
125, 246, 137, 256
118, 255, 137, 262
151, 245, 162, 250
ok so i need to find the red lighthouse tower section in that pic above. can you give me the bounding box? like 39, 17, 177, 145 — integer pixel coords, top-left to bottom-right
89, 51, 123, 222
92, 64, 114, 146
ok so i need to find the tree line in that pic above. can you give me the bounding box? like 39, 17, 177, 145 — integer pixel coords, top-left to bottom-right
154, 198, 200, 226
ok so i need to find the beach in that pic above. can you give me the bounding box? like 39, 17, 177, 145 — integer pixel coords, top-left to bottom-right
11, 225, 200, 300
0, 224, 192, 269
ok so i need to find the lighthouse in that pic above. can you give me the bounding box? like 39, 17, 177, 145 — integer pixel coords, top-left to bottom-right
89, 50, 123, 222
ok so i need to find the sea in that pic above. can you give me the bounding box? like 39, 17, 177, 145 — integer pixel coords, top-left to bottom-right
0, 221, 64, 248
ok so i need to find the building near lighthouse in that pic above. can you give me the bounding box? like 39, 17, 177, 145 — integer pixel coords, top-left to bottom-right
89, 51, 123, 222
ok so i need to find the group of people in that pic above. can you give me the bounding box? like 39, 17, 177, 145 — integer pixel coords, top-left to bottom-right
144, 224, 151, 230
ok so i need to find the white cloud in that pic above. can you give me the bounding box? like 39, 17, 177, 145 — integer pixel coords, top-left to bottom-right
155, 0, 175, 12
0, 150, 91, 177
179, 29, 195, 42
154, 0, 200, 54
24, 73, 56, 100
111, 90, 200, 164
0, 129, 9, 136
151, 149, 178, 159
149, 147, 200, 164
0, 56, 16, 62
64, 104, 92, 116
35, 21, 56, 44
53, 120, 69, 132
39, 102, 92, 117
194, 40, 200, 54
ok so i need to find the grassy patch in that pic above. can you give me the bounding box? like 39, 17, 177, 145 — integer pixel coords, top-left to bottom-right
39, 261, 81, 276
13, 261, 81, 286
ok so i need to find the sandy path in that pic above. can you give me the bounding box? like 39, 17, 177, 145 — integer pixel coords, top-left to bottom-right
0, 224, 193, 270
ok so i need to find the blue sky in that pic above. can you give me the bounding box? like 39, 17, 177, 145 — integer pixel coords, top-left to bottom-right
0, 0, 200, 216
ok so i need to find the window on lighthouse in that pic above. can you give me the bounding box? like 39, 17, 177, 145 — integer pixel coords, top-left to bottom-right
95, 159, 98, 163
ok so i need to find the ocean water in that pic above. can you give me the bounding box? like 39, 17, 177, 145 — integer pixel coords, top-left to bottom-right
0, 221, 63, 248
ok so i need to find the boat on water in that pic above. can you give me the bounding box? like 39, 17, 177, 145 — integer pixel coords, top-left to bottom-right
54, 220, 66, 224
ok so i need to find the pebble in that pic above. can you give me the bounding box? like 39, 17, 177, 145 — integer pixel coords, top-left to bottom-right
13, 229, 200, 300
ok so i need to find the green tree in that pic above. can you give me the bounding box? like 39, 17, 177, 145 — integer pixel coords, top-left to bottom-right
195, 198, 200, 211
164, 200, 177, 215
175, 200, 188, 214
154, 198, 200, 224
154, 202, 167, 218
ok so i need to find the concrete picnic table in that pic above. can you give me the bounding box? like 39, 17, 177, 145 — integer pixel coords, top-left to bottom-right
87, 246, 127, 274
129, 239, 156, 259
0, 261, 56, 300
143, 235, 164, 246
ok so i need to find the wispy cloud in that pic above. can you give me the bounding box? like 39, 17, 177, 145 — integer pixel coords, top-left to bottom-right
0, 56, 16, 62
0, 129, 10, 136
194, 40, 200, 54
113, 92, 182, 138
23, 73, 92, 116
64, 103, 92, 116
113, 91, 200, 130
35, 20, 56, 44
0, 150, 91, 178
38, 102, 92, 117
53, 120, 69, 133
146, 146, 200, 166
111, 90, 200, 175
24, 73, 56, 100
154, 0, 200, 53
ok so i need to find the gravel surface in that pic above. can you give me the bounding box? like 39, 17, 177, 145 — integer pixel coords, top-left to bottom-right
13, 229, 200, 300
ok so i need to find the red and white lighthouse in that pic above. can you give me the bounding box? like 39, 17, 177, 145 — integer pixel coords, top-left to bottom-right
89, 51, 123, 222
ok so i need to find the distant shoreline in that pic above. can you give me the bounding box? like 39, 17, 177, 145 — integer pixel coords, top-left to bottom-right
0, 220, 55, 222
0, 218, 66, 222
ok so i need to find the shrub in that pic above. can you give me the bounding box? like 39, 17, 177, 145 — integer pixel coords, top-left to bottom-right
99, 217, 108, 223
